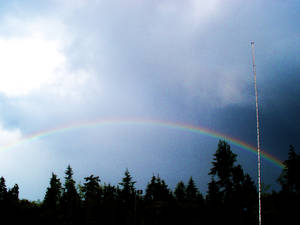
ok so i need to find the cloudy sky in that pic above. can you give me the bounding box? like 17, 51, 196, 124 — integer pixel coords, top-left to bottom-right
0, 0, 299, 200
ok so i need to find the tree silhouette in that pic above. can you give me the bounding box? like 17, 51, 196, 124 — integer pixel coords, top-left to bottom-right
119, 168, 136, 203
186, 177, 198, 201
144, 175, 174, 225
7, 184, 19, 202
145, 175, 173, 202
276, 145, 300, 224
208, 140, 257, 225
102, 183, 119, 224
82, 175, 102, 225
43, 173, 62, 225
207, 177, 221, 204
61, 165, 82, 225
209, 140, 237, 191
1, 140, 295, 225
0, 177, 7, 202
6, 184, 20, 224
0, 177, 8, 220
44, 173, 62, 210
278, 145, 300, 194
118, 168, 136, 225
174, 181, 186, 202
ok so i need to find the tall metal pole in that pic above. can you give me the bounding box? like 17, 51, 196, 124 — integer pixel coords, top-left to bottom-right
251, 41, 262, 225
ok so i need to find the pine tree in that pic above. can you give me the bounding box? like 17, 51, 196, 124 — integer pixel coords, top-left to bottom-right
277, 145, 300, 225
0, 177, 7, 202
44, 173, 62, 209
82, 175, 101, 202
82, 175, 102, 224
119, 169, 136, 194
43, 173, 62, 224
145, 175, 173, 202
0, 177, 8, 219
208, 140, 257, 225
145, 175, 156, 201
206, 178, 222, 206
6, 184, 20, 223
119, 168, 136, 203
278, 145, 300, 194
174, 181, 186, 202
209, 140, 237, 191
61, 165, 81, 225
118, 169, 136, 225
62, 165, 80, 200
7, 184, 19, 203
186, 177, 198, 201
103, 183, 117, 201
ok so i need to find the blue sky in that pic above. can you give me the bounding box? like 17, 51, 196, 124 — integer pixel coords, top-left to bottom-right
0, 0, 299, 200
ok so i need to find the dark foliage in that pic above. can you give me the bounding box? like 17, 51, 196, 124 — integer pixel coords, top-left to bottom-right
1, 141, 299, 225
42, 172, 62, 224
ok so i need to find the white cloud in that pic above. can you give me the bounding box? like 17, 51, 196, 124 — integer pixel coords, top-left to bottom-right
0, 15, 93, 100
0, 37, 66, 96
0, 124, 22, 147
156, 0, 222, 27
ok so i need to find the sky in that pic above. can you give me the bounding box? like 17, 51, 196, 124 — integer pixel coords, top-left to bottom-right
0, 0, 299, 200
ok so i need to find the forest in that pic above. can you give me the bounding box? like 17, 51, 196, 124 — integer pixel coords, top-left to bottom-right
0, 140, 299, 225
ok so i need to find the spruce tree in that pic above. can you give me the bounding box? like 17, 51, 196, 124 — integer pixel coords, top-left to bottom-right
44, 173, 62, 209
145, 175, 173, 202
0, 177, 7, 202
7, 184, 19, 203
119, 169, 135, 194
174, 181, 186, 202
209, 140, 237, 191
145, 175, 156, 201
82, 175, 102, 224
119, 168, 136, 203
208, 140, 257, 225
61, 165, 81, 225
0, 177, 8, 219
186, 177, 198, 201
43, 173, 62, 225
278, 145, 300, 194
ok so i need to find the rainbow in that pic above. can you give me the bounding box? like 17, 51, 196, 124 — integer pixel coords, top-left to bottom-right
1, 118, 284, 168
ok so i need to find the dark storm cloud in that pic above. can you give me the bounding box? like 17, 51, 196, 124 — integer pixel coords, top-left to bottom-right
0, 0, 299, 199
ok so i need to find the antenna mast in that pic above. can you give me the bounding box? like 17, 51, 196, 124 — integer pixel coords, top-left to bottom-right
251, 41, 262, 225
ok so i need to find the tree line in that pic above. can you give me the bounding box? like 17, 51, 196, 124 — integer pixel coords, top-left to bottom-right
0, 140, 299, 225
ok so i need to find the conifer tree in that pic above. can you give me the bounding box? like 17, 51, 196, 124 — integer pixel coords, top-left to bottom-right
118, 169, 136, 225
82, 175, 101, 202
7, 184, 19, 203
145, 175, 156, 201
44, 173, 62, 209
207, 178, 222, 206
276, 145, 300, 225
0, 176, 8, 218
119, 169, 135, 194
174, 181, 186, 201
61, 165, 81, 225
208, 140, 257, 225
186, 177, 198, 201
62, 165, 80, 200
82, 175, 102, 224
0, 176, 7, 202
278, 145, 300, 194
145, 175, 173, 202
119, 168, 136, 203
42, 173, 62, 224
209, 140, 237, 191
